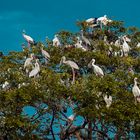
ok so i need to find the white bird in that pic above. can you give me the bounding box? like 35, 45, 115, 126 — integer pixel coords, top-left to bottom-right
22, 30, 35, 47
136, 42, 140, 48
81, 30, 91, 46
114, 37, 122, 47
122, 36, 130, 56
53, 34, 61, 47
75, 37, 87, 51
41, 48, 50, 59
88, 59, 104, 77
18, 82, 28, 89
97, 15, 107, 21
104, 95, 112, 108
132, 77, 140, 103
86, 18, 95, 23
60, 56, 79, 84
97, 15, 112, 28
29, 59, 40, 78
2, 81, 10, 90
24, 53, 34, 73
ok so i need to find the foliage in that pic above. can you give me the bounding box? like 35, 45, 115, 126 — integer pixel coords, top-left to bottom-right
1, 19, 140, 140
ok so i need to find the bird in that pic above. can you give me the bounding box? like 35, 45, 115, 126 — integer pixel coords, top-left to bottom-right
88, 59, 104, 77
24, 53, 34, 73
97, 15, 112, 28
132, 77, 140, 104
122, 36, 130, 56
136, 42, 140, 48
60, 56, 79, 84
53, 34, 61, 47
2, 81, 10, 90
22, 30, 35, 47
29, 59, 40, 78
41, 47, 50, 59
75, 37, 87, 51
104, 95, 112, 108
80, 30, 91, 46
86, 18, 95, 23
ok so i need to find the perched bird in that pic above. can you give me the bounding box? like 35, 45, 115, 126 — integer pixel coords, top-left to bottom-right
2, 81, 10, 90
22, 30, 35, 47
60, 56, 79, 84
80, 30, 91, 46
53, 34, 61, 47
41, 47, 50, 59
97, 15, 112, 28
104, 95, 112, 108
24, 53, 34, 73
86, 18, 95, 23
132, 77, 140, 104
122, 36, 130, 56
136, 42, 140, 48
75, 37, 87, 51
88, 59, 104, 77
29, 59, 40, 78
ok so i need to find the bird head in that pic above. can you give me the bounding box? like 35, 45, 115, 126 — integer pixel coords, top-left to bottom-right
92, 58, 95, 64
104, 15, 107, 18
134, 77, 138, 82
22, 29, 26, 34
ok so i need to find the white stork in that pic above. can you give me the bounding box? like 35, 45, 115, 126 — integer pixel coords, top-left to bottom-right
132, 77, 140, 104
53, 34, 61, 47
60, 56, 79, 84
104, 95, 112, 108
88, 59, 104, 77
29, 59, 40, 78
22, 30, 35, 47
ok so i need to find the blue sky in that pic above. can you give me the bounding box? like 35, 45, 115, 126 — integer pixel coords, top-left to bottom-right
0, 0, 140, 54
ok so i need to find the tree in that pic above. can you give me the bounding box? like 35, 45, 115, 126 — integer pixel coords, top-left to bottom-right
1, 18, 140, 140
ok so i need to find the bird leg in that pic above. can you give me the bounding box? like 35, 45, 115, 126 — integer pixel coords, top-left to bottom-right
71, 68, 75, 84
27, 42, 31, 48
134, 97, 137, 105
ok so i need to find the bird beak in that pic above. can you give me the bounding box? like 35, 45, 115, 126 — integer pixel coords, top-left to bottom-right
59, 60, 62, 66
88, 61, 92, 68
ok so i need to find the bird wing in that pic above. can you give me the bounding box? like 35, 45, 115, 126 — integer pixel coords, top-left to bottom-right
132, 86, 140, 97
86, 18, 94, 23
23, 34, 34, 42
82, 36, 91, 46
41, 49, 50, 59
24, 58, 32, 68
29, 68, 39, 77
122, 42, 130, 52
93, 65, 104, 76
67, 60, 79, 70
109, 96, 112, 101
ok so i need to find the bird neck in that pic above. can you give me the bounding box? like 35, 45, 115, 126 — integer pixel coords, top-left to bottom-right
92, 61, 95, 66
134, 80, 137, 86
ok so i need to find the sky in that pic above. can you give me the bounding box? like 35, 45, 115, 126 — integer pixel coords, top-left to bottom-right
0, 0, 140, 54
